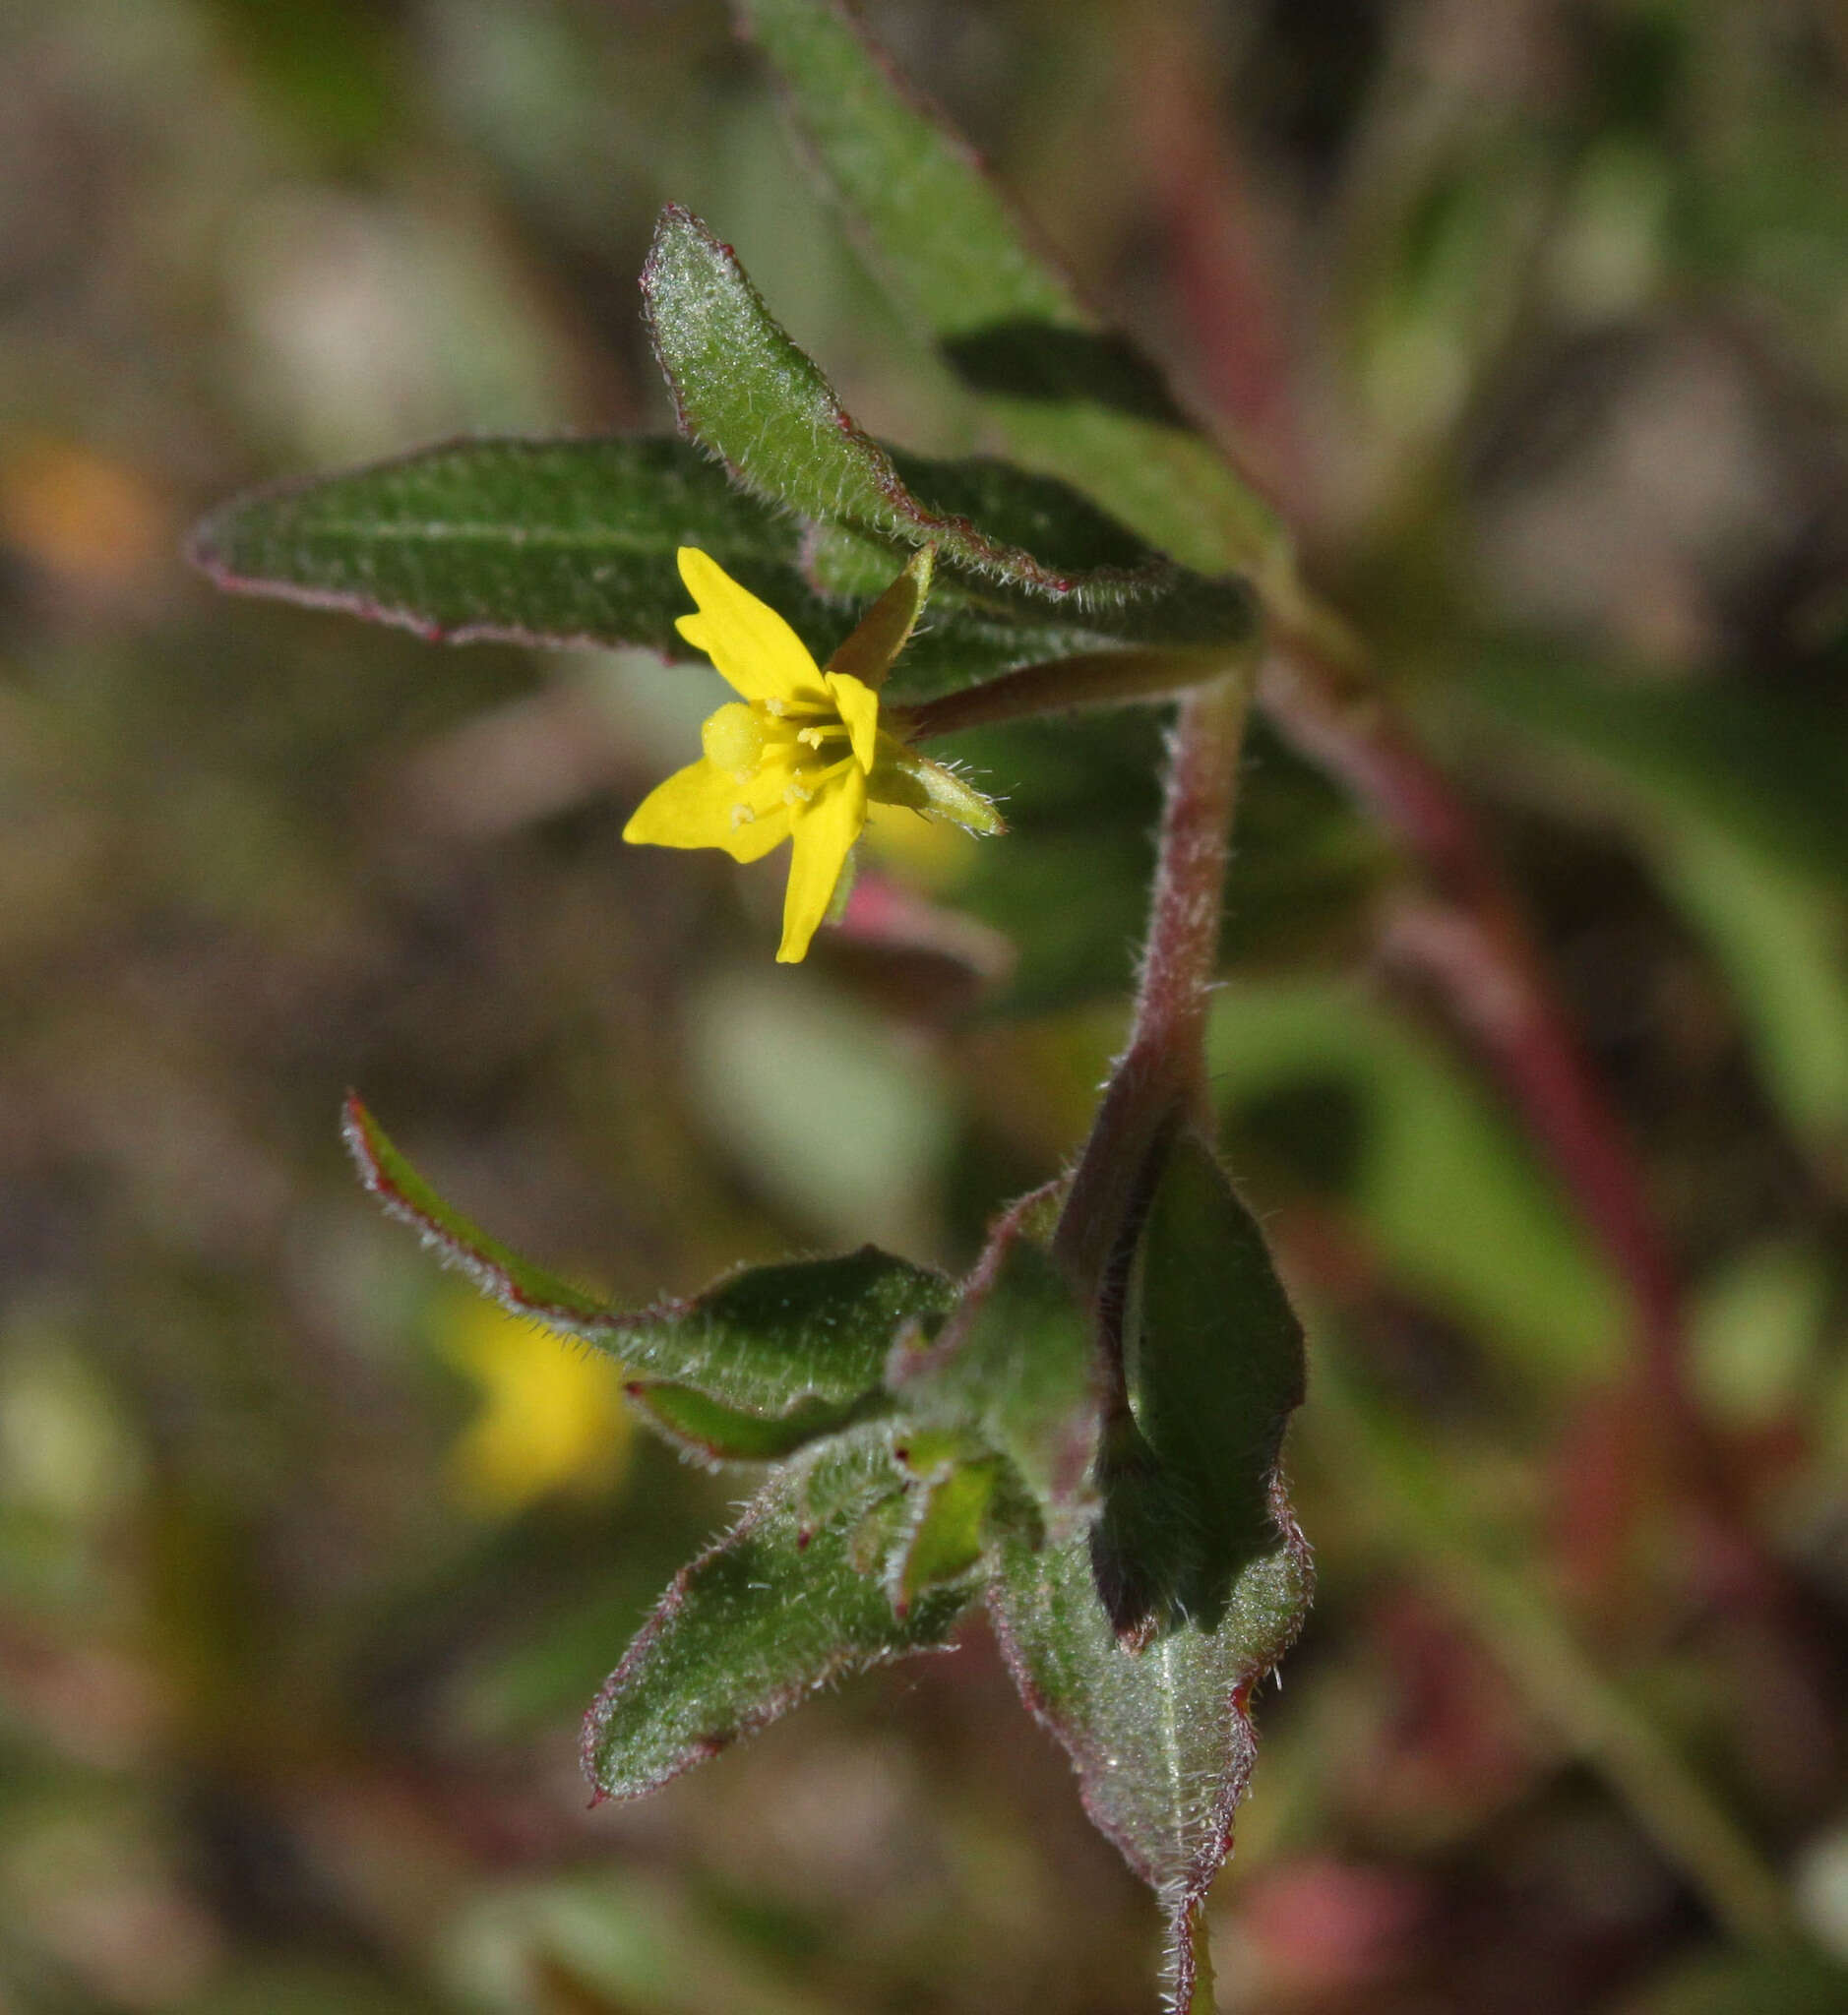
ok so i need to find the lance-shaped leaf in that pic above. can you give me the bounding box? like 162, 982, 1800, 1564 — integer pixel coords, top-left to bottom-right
986, 1130, 1312, 2013
188, 436, 835, 652
1093, 1127, 1310, 1642
344, 1097, 954, 1418
621, 1381, 878, 1466
642, 207, 1256, 653
188, 434, 1145, 706
343, 1093, 608, 1326
733, 0, 1290, 591
584, 1425, 976, 1800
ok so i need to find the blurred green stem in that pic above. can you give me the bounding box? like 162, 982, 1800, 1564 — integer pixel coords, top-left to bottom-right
1316, 1356, 1796, 1949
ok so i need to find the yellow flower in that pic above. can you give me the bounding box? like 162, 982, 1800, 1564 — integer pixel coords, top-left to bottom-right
433, 1294, 633, 1517
624, 547, 1001, 962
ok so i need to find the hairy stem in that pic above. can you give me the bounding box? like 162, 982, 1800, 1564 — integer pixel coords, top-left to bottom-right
1053, 670, 1253, 1311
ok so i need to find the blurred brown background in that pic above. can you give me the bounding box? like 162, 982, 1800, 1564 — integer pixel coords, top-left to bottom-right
4, 2, 1848, 2010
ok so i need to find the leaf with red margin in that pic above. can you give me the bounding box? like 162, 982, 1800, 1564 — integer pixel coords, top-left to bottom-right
344, 1096, 955, 1416
985, 1130, 1312, 2013
642, 206, 1257, 657
343, 1093, 607, 1326
583, 1423, 976, 1801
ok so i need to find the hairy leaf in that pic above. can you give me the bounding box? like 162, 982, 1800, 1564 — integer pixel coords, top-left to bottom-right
623, 1380, 877, 1465
188, 437, 832, 652
188, 433, 1149, 707
642, 206, 1256, 651
343, 1094, 607, 1326
887, 1206, 1100, 1525
584, 1426, 975, 1799
989, 1507, 1309, 2011
346, 1097, 955, 1413
734, 0, 1289, 586
885, 1453, 1006, 1619
1093, 1129, 1309, 1641
986, 1131, 1311, 2010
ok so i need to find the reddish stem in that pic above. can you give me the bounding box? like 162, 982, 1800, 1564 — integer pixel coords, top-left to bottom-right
1053, 672, 1252, 1309
1257, 635, 1691, 1422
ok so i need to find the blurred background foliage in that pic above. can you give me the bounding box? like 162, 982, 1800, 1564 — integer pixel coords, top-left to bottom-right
3, 0, 1848, 2009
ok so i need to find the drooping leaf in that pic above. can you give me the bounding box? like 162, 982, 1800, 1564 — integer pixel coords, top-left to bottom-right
345, 1097, 955, 1414
985, 1130, 1311, 2011
733, 0, 1290, 587
642, 206, 1257, 651
583, 1426, 975, 1800
1092, 1129, 1309, 1643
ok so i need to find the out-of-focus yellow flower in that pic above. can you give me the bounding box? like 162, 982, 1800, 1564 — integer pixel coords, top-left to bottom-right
433, 1296, 632, 1517
623, 547, 1002, 962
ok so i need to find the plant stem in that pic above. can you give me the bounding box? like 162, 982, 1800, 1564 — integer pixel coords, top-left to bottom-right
901, 644, 1248, 744
1260, 627, 1692, 1428
1053, 670, 1253, 1309
1317, 1354, 1796, 1949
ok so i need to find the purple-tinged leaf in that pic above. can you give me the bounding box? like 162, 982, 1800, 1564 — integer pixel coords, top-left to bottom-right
733, 0, 1289, 587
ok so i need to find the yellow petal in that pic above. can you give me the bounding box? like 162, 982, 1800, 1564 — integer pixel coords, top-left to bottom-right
624, 756, 793, 864
776, 768, 868, 962
676, 547, 827, 704
825, 669, 881, 774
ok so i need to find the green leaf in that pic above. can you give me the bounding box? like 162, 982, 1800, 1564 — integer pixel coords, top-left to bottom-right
346, 1097, 955, 1413
733, 0, 1290, 586
885, 1452, 1006, 1618
188, 436, 834, 653
888, 1211, 1100, 1526
642, 207, 1257, 650
984, 1131, 1311, 2011
583, 1426, 976, 1800
187, 432, 1165, 708
1092, 1128, 1309, 1643
623, 1381, 876, 1465
343, 1094, 608, 1326
1206, 981, 1627, 1383
988, 1514, 1310, 2009
1462, 654, 1848, 1173
591, 1250, 956, 1416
